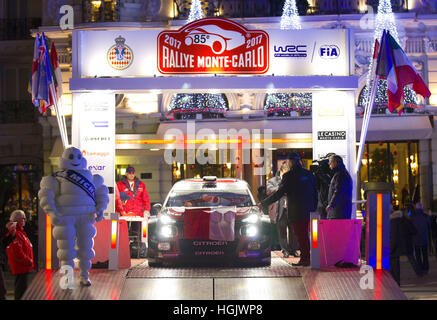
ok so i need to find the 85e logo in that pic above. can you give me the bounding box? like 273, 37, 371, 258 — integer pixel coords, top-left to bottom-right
319, 45, 340, 59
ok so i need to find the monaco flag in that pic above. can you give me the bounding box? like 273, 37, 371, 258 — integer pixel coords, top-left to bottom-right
376, 30, 431, 113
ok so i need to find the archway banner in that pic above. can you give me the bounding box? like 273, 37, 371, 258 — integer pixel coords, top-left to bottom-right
73, 18, 353, 78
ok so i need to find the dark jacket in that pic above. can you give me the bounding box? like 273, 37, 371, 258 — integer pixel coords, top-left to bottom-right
327, 164, 353, 219
390, 211, 417, 256
261, 165, 317, 222
410, 209, 431, 246
0, 232, 14, 269
266, 175, 287, 223
315, 171, 331, 219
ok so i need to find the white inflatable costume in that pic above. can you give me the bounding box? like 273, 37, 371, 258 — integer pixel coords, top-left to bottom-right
39, 147, 109, 286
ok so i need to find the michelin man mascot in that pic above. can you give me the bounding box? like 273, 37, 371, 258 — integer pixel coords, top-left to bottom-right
39, 147, 109, 286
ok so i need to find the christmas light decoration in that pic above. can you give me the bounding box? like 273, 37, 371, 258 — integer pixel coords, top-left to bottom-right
167, 93, 228, 120
264, 93, 312, 117
358, 81, 418, 114
187, 0, 205, 23
280, 0, 302, 30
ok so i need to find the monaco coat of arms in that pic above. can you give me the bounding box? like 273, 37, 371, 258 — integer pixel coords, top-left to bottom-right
107, 35, 134, 70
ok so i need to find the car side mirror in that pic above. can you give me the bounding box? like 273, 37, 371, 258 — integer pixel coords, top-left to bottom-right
152, 203, 163, 215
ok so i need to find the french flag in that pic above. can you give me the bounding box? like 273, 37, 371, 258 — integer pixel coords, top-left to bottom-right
376, 30, 431, 114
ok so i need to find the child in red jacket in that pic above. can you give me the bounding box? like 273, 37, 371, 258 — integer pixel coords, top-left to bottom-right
6, 210, 35, 300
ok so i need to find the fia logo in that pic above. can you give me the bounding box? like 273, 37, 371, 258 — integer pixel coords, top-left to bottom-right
319, 45, 340, 59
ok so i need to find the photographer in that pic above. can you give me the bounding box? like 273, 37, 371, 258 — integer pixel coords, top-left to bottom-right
311, 155, 333, 220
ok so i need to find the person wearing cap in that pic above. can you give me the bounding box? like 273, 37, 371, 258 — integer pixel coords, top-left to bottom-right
326, 155, 353, 219
260, 152, 317, 266
117, 166, 151, 217
5, 210, 35, 300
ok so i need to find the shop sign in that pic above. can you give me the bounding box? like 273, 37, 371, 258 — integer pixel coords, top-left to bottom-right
317, 131, 346, 140
157, 18, 269, 74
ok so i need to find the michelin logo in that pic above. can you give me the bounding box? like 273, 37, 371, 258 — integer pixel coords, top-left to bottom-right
319, 45, 340, 59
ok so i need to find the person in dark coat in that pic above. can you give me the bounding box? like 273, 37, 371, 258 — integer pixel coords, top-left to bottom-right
260, 152, 317, 266
266, 162, 299, 258
390, 206, 423, 286
326, 155, 353, 219
428, 208, 437, 260
314, 158, 332, 220
0, 223, 14, 300
410, 203, 431, 274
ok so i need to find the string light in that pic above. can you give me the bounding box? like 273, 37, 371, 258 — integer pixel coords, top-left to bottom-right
264, 93, 312, 116
187, 0, 205, 23
280, 0, 302, 30
168, 93, 228, 120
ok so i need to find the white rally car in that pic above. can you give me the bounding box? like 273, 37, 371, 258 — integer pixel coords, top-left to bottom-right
184, 25, 246, 54
147, 177, 271, 267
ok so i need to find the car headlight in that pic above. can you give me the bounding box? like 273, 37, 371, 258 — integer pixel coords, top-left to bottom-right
160, 225, 177, 238
242, 214, 259, 224
245, 225, 258, 237
159, 214, 175, 224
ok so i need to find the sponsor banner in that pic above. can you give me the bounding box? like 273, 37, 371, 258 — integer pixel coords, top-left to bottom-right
72, 93, 115, 213
267, 29, 350, 76
74, 20, 351, 77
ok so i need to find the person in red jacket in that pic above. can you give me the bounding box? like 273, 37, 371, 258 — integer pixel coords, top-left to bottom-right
117, 166, 151, 217
5, 210, 35, 300
117, 166, 150, 258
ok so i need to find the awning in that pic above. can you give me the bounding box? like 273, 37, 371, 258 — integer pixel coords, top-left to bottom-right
356, 115, 433, 141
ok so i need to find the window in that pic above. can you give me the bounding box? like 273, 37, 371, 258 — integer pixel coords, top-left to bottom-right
358, 141, 420, 208
264, 93, 312, 117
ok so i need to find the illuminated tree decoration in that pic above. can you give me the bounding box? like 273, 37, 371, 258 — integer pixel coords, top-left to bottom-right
168, 93, 228, 120
358, 81, 418, 114
187, 0, 205, 23
280, 0, 302, 30
264, 93, 312, 117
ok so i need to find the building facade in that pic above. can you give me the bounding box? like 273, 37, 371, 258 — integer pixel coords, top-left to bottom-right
1, 0, 437, 222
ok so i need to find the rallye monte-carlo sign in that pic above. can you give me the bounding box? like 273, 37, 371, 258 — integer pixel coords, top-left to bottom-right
73, 18, 353, 77
157, 18, 269, 74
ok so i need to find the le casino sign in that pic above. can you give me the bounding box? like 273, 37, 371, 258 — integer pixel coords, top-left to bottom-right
157, 18, 269, 74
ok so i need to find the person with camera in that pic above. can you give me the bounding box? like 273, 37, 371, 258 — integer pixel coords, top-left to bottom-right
312, 155, 333, 220
260, 152, 317, 266
326, 155, 353, 220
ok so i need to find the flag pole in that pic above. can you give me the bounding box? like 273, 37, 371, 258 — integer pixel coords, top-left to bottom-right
356, 74, 379, 173
49, 81, 69, 148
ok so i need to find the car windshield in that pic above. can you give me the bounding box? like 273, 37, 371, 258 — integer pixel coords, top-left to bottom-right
165, 190, 254, 208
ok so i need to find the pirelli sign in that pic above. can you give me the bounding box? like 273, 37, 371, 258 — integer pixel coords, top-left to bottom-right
317, 131, 346, 140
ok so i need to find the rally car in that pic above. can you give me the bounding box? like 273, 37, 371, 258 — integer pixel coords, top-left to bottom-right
184, 25, 246, 54
147, 176, 271, 267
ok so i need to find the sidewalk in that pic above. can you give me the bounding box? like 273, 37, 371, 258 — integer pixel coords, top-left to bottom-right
399, 255, 437, 300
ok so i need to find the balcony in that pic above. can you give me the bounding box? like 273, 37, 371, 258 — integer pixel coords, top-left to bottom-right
0, 18, 42, 41
0, 101, 40, 124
